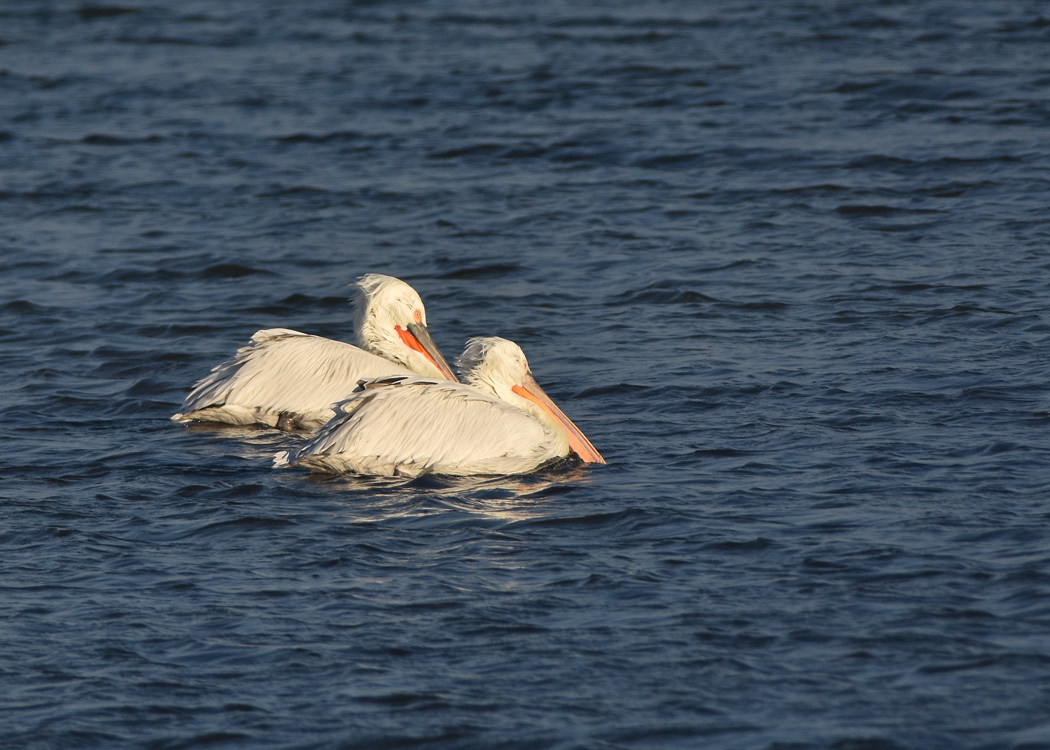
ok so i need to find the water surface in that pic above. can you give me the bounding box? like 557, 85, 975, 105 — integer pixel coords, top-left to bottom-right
2, 1, 1050, 748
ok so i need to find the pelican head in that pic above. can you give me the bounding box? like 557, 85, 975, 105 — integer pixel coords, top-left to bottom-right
456, 337, 605, 464
353, 274, 458, 381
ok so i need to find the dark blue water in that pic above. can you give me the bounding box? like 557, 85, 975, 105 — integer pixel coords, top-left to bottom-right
3, 1, 1050, 748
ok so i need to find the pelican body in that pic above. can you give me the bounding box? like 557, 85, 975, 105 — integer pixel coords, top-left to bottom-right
275, 336, 605, 477
172, 274, 457, 431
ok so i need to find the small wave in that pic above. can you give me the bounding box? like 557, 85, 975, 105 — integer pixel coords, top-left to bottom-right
199, 263, 276, 279
77, 6, 138, 21
353, 691, 452, 708
610, 284, 716, 306
836, 204, 948, 217
439, 263, 523, 279
99, 266, 185, 283
634, 151, 705, 169
80, 134, 163, 146
255, 185, 332, 198
2, 299, 54, 315
703, 537, 775, 553
426, 143, 504, 159
274, 131, 363, 144
169, 516, 296, 541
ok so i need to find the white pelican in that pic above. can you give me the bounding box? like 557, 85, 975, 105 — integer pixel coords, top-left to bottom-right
274, 336, 605, 476
172, 274, 458, 431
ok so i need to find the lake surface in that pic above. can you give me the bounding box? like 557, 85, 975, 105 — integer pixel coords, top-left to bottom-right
2, 1, 1050, 748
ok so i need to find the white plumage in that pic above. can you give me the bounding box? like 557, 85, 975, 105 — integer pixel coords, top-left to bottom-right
274, 336, 605, 477
172, 274, 457, 431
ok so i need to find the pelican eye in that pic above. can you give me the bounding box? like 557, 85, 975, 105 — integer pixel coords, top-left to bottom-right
413, 309, 422, 324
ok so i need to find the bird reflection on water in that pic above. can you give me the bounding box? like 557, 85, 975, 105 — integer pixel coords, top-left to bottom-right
291, 462, 595, 524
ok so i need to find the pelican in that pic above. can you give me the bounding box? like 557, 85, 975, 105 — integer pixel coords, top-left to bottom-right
274, 336, 605, 476
172, 274, 458, 431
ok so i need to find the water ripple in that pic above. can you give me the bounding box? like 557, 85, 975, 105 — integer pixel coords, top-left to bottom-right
2, 1, 1050, 748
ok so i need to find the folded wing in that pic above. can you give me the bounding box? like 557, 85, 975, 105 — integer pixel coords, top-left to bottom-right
173, 329, 412, 430
279, 376, 562, 476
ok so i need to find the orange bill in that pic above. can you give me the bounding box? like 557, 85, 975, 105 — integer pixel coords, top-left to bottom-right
512, 373, 605, 464
396, 323, 459, 382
